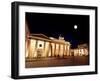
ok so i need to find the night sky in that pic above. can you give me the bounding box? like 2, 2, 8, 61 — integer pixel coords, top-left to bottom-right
26, 12, 89, 48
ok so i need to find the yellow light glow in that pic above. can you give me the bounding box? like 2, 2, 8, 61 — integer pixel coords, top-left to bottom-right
59, 44, 63, 57
30, 39, 36, 58
25, 41, 28, 58
55, 44, 59, 56
44, 42, 49, 57
51, 43, 55, 56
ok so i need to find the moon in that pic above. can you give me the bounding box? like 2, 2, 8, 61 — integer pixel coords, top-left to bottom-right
74, 25, 78, 30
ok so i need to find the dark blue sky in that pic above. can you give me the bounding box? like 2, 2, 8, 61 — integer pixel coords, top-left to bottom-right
26, 12, 89, 48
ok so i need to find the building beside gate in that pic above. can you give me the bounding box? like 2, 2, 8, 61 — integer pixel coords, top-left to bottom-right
71, 44, 88, 56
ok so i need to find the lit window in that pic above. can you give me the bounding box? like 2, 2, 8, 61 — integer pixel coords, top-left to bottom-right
39, 44, 42, 47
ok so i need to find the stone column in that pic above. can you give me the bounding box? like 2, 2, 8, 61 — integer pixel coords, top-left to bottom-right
34, 40, 37, 58
58, 44, 60, 56
43, 41, 46, 57
63, 45, 64, 57
47, 42, 51, 57
50, 42, 52, 57
28, 39, 33, 58
54, 43, 56, 56
65, 45, 67, 56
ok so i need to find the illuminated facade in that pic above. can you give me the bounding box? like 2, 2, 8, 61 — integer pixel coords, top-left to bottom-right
25, 22, 88, 58
25, 34, 71, 58
71, 44, 88, 56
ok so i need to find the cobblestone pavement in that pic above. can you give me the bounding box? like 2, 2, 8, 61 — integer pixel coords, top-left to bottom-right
25, 56, 89, 68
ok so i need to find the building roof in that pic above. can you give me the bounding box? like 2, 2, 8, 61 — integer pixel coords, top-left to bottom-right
30, 34, 50, 39
28, 34, 70, 45
78, 44, 88, 48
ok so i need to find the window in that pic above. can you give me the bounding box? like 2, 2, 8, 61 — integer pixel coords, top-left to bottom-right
39, 44, 42, 47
